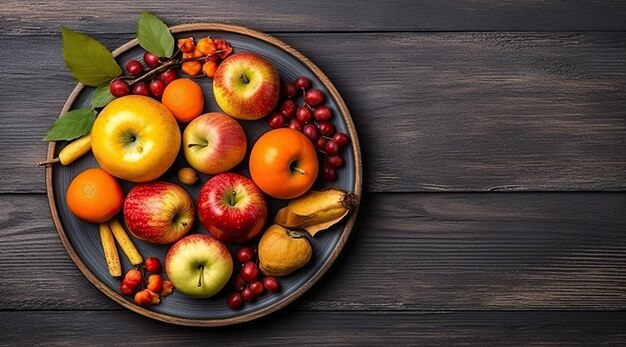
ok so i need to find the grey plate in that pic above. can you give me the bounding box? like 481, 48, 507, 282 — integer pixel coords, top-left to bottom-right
46, 24, 362, 326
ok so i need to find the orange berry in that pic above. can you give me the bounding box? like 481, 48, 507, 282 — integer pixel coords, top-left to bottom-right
181, 49, 204, 76
66, 168, 123, 223
161, 78, 204, 122
147, 274, 163, 293
215, 39, 233, 59
134, 289, 159, 306
177, 37, 196, 53
160, 280, 174, 297
182, 61, 202, 76
196, 36, 216, 55
202, 60, 218, 78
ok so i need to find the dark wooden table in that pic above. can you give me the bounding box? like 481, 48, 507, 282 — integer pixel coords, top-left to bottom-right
1, 1, 625, 345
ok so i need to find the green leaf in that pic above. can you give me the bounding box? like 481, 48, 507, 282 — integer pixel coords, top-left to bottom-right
137, 11, 174, 58
61, 26, 122, 86
90, 85, 116, 108
43, 108, 96, 141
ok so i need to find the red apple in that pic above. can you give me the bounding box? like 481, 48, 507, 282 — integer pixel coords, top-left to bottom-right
213, 52, 280, 120
165, 234, 233, 298
197, 173, 268, 243
182, 112, 247, 175
123, 182, 195, 245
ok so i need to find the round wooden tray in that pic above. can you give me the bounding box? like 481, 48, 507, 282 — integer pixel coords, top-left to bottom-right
45, 23, 362, 326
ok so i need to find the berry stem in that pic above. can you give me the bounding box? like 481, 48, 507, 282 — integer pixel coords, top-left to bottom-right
126, 50, 223, 86
127, 59, 179, 86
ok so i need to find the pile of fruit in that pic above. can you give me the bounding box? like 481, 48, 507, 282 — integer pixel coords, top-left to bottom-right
41, 13, 359, 311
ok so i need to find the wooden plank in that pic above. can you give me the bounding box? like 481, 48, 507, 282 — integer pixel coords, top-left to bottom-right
1, 311, 624, 345
1, 1, 625, 34
1, 32, 625, 193
1, 193, 624, 311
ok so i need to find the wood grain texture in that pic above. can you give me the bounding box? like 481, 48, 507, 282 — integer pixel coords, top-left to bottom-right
2, 193, 624, 311
1, 311, 625, 346
1, 0, 625, 34
1, 32, 624, 193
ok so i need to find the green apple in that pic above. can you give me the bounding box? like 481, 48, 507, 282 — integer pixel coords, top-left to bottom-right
213, 52, 280, 120
165, 234, 233, 298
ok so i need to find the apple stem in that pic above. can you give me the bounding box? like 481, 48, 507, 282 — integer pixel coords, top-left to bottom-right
197, 265, 204, 287
239, 73, 249, 84
230, 191, 236, 206
292, 167, 306, 175
181, 222, 188, 227
187, 143, 201, 148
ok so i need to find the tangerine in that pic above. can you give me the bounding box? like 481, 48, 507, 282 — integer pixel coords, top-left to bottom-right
66, 168, 123, 223
249, 128, 318, 199
161, 78, 204, 122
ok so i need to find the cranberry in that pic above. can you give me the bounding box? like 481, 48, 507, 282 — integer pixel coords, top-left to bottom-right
328, 155, 345, 168
227, 292, 244, 309
240, 262, 260, 282
143, 51, 160, 68
281, 81, 297, 99
288, 118, 303, 132
304, 88, 325, 107
318, 121, 335, 137
109, 79, 130, 97
125, 59, 143, 76
324, 140, 339, 155
232, 275, 246, 292
241, 287, 255, 302
294, 76, 311, 90
313, 105, 332, 122
249, 281, 265, 296
143, 257, 161, 274
132, 81, 151, 96
268, 113, 287, 129
332, 132, 351, 147
263, 276, 280, 293
158, 68, 178, 85
296, 106, 313, 124
280, 100, 297, 119
149, 79, 165, 98
236, 246, 256, 264
303, 124, 320, 141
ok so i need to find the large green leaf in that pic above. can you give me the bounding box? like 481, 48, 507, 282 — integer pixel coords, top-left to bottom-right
61, 26, 122, 87
90, 84, 116, 108
43, 108, 96, 141
137, 11, 174, 58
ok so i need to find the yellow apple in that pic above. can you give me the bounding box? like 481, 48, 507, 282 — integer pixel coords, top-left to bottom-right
91, 95, 181, 182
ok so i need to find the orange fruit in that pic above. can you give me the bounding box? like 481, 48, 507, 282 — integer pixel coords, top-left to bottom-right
249, 128, 318, 199
161, 78, 204, 122
66, 168, 123, 223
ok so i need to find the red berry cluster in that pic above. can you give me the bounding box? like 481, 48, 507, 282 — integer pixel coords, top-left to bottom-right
227, 246, 280, 309
268, 76, 351, 181
109, 51, 179, 99
119, 256, 173, 306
